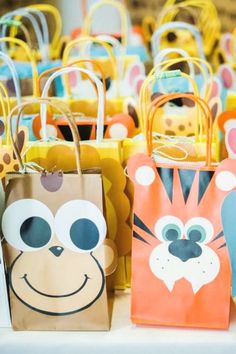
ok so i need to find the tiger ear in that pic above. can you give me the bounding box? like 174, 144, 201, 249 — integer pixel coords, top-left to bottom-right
127, 153, 157, 187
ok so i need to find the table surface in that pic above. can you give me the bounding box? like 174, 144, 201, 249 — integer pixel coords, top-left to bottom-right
1, 291, 236, 354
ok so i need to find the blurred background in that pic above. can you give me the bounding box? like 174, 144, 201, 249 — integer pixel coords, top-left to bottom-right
1, 0, 235, 34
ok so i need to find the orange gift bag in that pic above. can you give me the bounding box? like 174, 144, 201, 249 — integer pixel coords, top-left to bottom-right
127, 93, 231, 329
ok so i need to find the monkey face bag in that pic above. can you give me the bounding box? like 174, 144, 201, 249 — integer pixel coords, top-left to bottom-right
2, 100, 117, 331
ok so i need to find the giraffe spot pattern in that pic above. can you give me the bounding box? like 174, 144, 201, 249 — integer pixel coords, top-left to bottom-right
3, 153, 11, 165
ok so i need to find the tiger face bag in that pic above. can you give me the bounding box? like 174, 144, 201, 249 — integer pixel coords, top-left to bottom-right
127, 93, 232, 329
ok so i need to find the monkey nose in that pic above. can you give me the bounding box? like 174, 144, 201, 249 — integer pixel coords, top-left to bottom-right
49, 246, 64, 257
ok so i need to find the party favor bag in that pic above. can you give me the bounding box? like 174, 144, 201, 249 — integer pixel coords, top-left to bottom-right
26, 67, 131, 290
127, 93, 231, 329
2, 99, 117, 331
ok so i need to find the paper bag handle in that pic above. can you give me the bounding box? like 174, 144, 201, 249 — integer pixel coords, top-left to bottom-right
82, 0, 129, 47
0, 82, 11, 145
40, 67, 105, 143
151, 21, 205, 59
0, 51, 21, 105
159, 0, 220, 55
140, 69, 200, 136
148, 56, 213, 101
28, 4, 62, 55
154, 48, 195, 78
146, 93, 212, 166
9, 8, 50, 61
37, 58, 107, 120
0, 37, 38, 97
62, 36, 120, 96
8, 98, 82, 175
1, 9, 45, 60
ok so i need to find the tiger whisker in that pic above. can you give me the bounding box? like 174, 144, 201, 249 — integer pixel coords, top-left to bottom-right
217, 243, 226, 249
211, 230, 224, 243
133, 214, 155, 237
133, 231, 150, 245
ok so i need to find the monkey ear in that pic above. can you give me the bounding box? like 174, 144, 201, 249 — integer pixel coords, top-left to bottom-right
100, 239, 118, 276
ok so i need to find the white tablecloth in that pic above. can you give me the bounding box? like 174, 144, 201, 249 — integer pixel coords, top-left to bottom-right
1, 291, 236, 354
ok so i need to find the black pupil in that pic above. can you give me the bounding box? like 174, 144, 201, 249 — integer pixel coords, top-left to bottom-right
188, 229, 202, 242
165, 228, 179, 241
20, 217, 51, 248
70, 218, 99, 251
167, 31, 177, 42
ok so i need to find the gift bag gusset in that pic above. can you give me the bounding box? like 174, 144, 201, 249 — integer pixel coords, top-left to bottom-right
2, 98, 117, 330
127, 93, 231, 329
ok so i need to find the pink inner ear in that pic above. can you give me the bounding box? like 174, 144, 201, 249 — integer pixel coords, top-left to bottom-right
222, 67, 233, 89
225, 37, 232, 54
136, 78, 144, 95
129, 65, 141, 86
210, 80, 220, 98
228, 128, 236, 154
68, 72, 77, 87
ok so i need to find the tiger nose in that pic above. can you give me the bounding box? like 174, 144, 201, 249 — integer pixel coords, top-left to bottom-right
49, 246, 64, 257
168, 239, 202, 262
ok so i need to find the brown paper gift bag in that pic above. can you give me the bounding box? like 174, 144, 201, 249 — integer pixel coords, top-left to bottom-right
2, 99, 117, 331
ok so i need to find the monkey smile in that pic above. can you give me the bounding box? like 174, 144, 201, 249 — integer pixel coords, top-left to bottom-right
21, 273, 90, 298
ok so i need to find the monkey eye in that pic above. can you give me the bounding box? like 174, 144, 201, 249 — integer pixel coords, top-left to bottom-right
2, 199, 54, 252
54, 200, 107, 253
